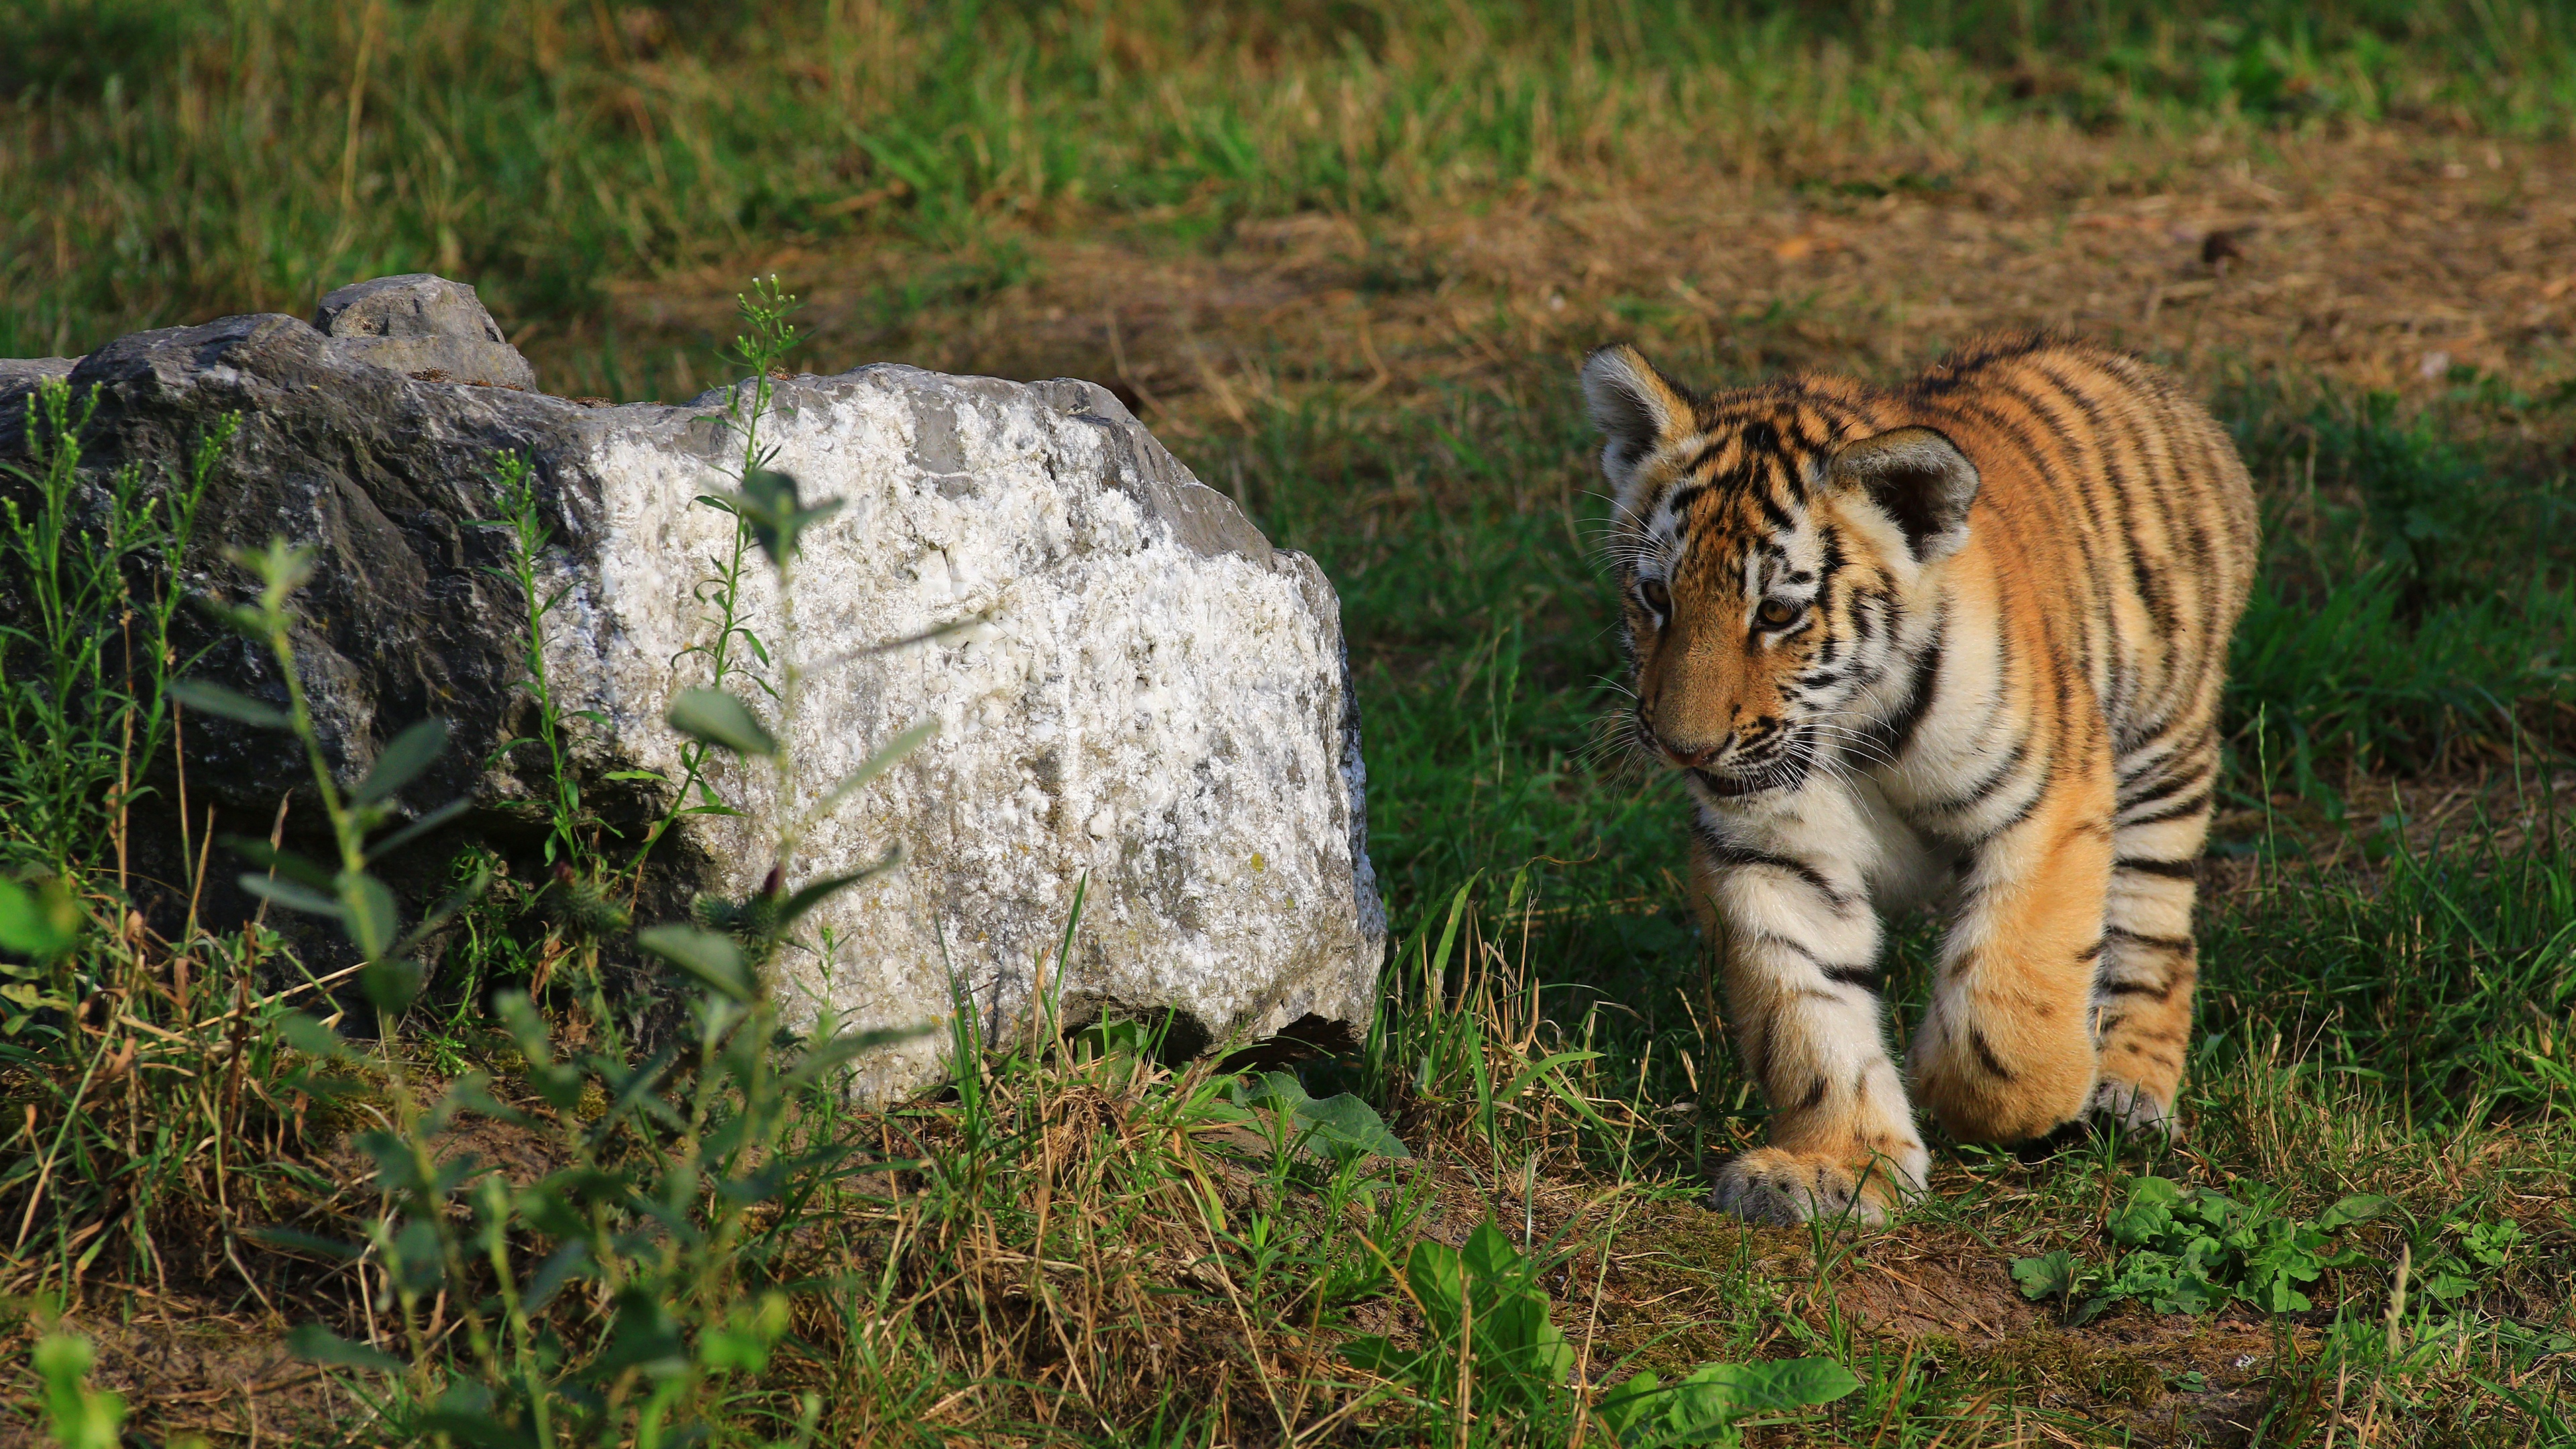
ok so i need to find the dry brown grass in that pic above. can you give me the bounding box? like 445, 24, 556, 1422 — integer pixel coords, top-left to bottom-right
551, 119, 2576, 438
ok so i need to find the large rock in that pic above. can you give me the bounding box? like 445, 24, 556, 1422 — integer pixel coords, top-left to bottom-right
0, 290, 1385, 1097
311, 274, 540, 390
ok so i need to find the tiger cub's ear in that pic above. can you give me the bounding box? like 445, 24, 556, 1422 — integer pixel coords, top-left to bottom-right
1581, 344, 1695, 496
1829, 426, 1980, 561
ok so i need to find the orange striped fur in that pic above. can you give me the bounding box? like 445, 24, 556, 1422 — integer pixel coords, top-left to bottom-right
1582, 333, 2258, 1224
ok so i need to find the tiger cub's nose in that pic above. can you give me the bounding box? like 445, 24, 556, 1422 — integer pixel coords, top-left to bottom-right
1656, 731, 1727, 770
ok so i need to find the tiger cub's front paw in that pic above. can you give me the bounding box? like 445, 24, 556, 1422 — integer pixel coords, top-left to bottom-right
2086, 1078, 2178, 1138
1709, 1147, 1917, 1226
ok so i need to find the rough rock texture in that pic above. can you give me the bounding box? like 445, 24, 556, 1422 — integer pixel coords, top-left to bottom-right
0, 288, 1385, 1097
0, 357, 77, 413
311, 273, 539, 390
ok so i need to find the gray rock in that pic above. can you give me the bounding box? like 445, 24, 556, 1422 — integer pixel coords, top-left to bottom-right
313, 273, 538, 391
0, 303, 1385, 1097
0, 357, 77, 414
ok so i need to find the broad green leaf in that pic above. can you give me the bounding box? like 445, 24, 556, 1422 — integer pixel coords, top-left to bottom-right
0, 875, 81, 958
1244, 1071, 1411, 1162
2419, 1268, 2477, 1301
637, 924, 753, 1003
1403, 1239, 1464, 1340
1594, 1368, 1664, 1440
665, 688, 777, 757
285, 1324, 404, 1373
1697, 1356, 1864, 1413
1296, 1089, 1412, 1162
170, 678, 291, 729
1461, 1219, 1527, 1289
353, 718, 450, 805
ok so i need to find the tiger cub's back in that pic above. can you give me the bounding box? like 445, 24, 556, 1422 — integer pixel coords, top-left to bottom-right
1893, 335, 2259, 755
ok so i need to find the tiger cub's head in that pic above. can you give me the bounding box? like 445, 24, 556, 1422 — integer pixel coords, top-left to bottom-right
1581, 344, 1979, 797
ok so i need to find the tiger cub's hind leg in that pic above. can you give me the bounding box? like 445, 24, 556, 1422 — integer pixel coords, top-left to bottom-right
2088, 729, 2220, 1136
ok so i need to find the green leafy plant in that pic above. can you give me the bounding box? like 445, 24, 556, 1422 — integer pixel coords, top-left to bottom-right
1239, 1069, 1412, 1167
1344, 1218, 1577, 1421
0, 376, 234, 875
219, 380, 935, 1440
621, 278, 808, 883
2015, 1177, 2392, 1322
482, 449, 603, 871
1346, 1217, 1858, 1445
30, 1332, 123, 1449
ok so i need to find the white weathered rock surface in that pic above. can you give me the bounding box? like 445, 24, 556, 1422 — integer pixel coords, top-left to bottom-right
551, 368, 1385, 1093
0, 279, 1385, 1096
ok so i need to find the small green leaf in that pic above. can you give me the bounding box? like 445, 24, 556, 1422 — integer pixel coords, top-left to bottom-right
2108, 1176, 2186, 1246
33, 1334, 124, 1449
170, 679, 292, 729
772, 848, 905, 928
286, 1323, 405, 1373
339, 873, 400, 958
221, 837, 336, 889
2420, 1268, 2477, 1301
362, 959, 425, 1015
0, 876, 82, 959
637, 924, 753, 1003
239, 1224, 364, 1260
2012, 1249, 2083, 1303
239, 873, 345, 920
665, 688, 777, 757
2316, 1194, 2396, 1232
1295, 1089, 1412, 1162
806, 718, 938, 820
737, 468, 845, 564
353, 718, 450, 806
275, 1011, 349, 1061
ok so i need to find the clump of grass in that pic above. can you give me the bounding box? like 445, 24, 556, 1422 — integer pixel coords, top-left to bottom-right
2225, 381, 2576, 796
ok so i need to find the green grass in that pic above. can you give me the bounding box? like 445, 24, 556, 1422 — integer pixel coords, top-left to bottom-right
7, 1, 2576, 359
3, 4, 2574, 1444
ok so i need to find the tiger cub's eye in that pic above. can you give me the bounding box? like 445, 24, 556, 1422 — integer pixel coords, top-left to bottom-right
1757, 598, 1803, 627
1639, 579, 1672, 615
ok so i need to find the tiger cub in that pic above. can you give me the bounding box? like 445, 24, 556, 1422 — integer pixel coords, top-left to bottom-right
1583, 333, 2257, 1224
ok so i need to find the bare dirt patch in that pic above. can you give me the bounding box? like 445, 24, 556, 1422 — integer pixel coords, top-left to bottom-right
554, 120, 2576, 435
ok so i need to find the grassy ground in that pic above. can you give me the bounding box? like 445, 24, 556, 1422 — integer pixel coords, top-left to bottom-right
3, 3, 2574, 1445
